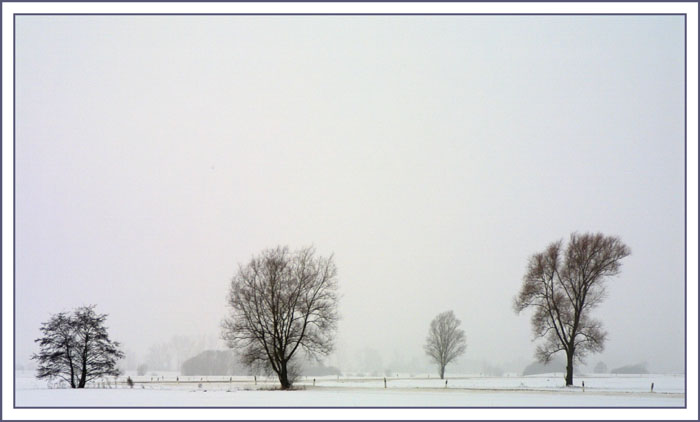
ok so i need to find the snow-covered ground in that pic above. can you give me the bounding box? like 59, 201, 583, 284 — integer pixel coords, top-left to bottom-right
14, 372, 685, 407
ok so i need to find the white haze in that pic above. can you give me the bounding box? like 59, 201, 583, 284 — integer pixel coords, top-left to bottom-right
14, 15, 685, 375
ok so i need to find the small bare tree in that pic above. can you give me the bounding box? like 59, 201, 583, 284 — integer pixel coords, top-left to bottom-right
424, 310, 467, 379
221, 246, 339, 390
32, 305, 124, 388
514, 232, 630, 386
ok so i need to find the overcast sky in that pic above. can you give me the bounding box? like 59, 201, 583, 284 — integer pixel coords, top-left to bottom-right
14, 15, 685, 374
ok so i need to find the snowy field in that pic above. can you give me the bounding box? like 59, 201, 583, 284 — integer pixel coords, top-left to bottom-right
14, 372, 685, 408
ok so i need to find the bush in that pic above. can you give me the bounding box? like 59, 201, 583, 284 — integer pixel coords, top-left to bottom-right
137, 364, 148, 376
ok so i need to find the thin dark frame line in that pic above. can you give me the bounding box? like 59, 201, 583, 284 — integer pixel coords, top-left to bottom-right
10, 11, 16, 416
10, 404, 688, 409
0, 4, 3, 421
3, 0, 700, 2
8, 11, 690, 411
683, 12, 688, 411
11, 12, 690, 16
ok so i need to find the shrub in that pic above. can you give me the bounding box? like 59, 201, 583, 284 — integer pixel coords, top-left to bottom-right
137, 364, 148, 376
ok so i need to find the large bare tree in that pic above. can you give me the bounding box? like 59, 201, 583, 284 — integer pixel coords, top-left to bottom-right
32, 305, 124, 388
221, 246, 339, 389
514, 232, 630, 386
424, 310, 467, 379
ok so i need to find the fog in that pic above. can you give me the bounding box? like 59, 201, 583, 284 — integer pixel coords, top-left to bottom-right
14, 15, 685, 376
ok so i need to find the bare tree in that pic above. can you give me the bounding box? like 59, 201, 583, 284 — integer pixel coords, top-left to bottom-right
221, 246, 339, 390
514, 232, 630, 386
424, 310, 467, 379
32, 311, 77, 388
32, 305, 124, 388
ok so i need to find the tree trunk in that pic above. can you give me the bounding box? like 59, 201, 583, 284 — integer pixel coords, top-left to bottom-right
77, 359, 87, 388
565, 349, 574, 386
66, 345, 76, 388
77, 352, 88, 388
439, 365, 445, 380
278, 363, 291, 390
77, 337, 89, 388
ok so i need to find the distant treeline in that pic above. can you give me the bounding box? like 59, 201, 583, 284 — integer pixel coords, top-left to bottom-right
181, 350, 341, 376
610, 363, 649, 374
520, 358, 650, 376
521, 357, 580, 376
181, 350, 247, 376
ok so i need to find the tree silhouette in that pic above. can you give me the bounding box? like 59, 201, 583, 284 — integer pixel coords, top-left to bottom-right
514, 233, 630, 386
222, 246, 339, 389
424, 310, 467, 379
32, 305, 124, 388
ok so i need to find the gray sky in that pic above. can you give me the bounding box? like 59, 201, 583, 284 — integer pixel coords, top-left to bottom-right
14, 15, 685, 374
